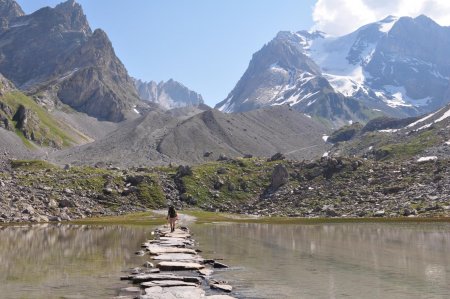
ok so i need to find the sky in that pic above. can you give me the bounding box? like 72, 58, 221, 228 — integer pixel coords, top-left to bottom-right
16, 0, 450, 106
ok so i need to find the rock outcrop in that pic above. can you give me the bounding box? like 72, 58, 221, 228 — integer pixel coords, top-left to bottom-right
0, 0, 140, 121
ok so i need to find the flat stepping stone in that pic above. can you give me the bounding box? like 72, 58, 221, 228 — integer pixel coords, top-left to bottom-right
147, 246, 197, 255
198, 268, 214, 276
152, 253, 203, 262
132, 273, 201, 284
211, 283, 233, 293
158, 261, 204, 271
142, 280, 198, 288
142, 286, 205, 299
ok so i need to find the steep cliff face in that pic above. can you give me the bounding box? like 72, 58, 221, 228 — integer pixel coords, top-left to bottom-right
0, 0, 140, 122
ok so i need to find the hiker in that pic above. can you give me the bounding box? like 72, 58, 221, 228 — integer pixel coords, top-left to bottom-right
166, 205, 178, 232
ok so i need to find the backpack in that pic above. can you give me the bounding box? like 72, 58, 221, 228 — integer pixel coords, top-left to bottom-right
168, 207, 177, 218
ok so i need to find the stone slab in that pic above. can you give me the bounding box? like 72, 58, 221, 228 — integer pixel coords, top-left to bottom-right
211, 283, 233, 292
152, 253, 203, 262
142, 286, 205, 299
198, 268, 214, 276
147, 246, 197, 255
158, 261, 204, 271
141, 280, 198, 288
132, 273, 201, 284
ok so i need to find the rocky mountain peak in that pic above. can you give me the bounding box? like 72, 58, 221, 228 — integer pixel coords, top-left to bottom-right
0, 0, 24, 19
53, 0, 91, 34
134, 78, 204, 110
218, 14, 450, 127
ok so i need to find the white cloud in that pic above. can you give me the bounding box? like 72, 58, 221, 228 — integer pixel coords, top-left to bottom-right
312, 0, 450, 36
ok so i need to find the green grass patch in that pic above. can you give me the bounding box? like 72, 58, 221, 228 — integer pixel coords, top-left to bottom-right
181, 159, 276, 207
10, 159, 57, 170
377, 130, 438, 160
2, 92, 78, 147
137, 174, 166, 207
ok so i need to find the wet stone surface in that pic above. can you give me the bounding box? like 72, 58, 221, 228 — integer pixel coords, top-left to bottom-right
117, 226, 237, 299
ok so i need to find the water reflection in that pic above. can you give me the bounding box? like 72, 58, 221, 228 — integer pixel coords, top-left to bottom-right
0, 224, 152, 298
193, 223, 450, 299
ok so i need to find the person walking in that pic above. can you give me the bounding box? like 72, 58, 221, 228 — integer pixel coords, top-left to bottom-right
166, 205, 178, 232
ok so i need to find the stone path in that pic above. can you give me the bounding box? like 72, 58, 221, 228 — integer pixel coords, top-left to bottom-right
117, 226, 237, 299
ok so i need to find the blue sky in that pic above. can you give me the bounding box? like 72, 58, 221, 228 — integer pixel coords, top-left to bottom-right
17, 0, 315, 106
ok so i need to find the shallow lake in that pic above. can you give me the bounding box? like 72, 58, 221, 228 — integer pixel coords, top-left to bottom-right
0, 222, 449, 298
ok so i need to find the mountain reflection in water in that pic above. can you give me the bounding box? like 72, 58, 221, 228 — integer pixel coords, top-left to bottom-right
0, 222, 449, 299
0, 224, 151, 298
193, 222, 450, 299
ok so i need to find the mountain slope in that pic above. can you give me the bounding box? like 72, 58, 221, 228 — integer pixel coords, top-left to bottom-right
329, 103, 450, 161
158, 106, 329, 162
51, 106, 330, 167
0, 73, 91, 153
217, 15, 450, 127
134, 78, 204, 110
0, 0, 141, 121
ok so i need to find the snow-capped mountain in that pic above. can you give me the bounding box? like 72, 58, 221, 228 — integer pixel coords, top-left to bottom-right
216, 15, 450, 127
134, 78, 204, 110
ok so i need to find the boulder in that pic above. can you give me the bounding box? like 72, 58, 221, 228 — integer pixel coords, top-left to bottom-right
176, 165, 192, 177
268, 152, 285, 162
270, 164, 289, 190
59, 199, 75, 208
22, 204, 35, 215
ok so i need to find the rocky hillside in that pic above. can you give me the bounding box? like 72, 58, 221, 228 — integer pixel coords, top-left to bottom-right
50, 105, 331, 167
0, 0, 141, 121
217, 15, 450, 127
328, 103, 450, 161
1, 155, 449, 223
0, 73, 90, 151
134, 79, 204, 110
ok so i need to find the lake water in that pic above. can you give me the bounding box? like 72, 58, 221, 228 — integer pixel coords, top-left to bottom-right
0, 222, 449, 298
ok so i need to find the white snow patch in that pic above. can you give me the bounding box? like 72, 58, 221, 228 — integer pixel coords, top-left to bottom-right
412, 107, 450, 131
307, 98, 317, 106
379, 85, 431, 108
322, 135, 329, 142
417, 156, 437, 162
406, 109, 442, 128
305, 31, 376, 97
378, 16, 399, 33
348, 120, 353, 125
269, 62, 288, 74
416, 123, 433, 131
322, 152, 329, 157
378, 129, 398, 133
304, 114, 312, 118
434, 108, 450, 123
